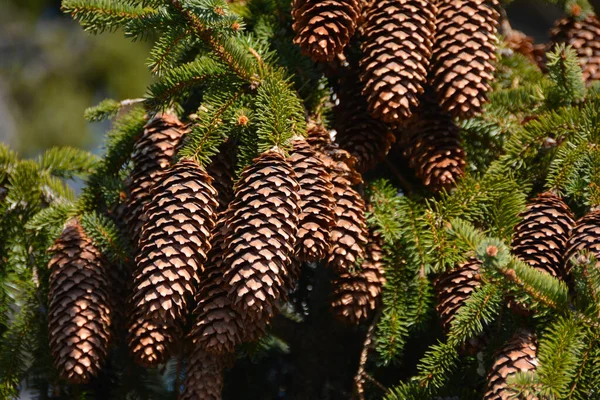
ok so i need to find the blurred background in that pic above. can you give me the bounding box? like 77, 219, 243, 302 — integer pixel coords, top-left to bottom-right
0, 0, 595, 157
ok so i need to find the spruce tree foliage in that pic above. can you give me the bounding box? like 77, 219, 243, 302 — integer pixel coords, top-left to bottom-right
2, 0, 600, 398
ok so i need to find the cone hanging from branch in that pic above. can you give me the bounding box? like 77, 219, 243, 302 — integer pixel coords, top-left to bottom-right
180, 349, 227, 400
564, 208, 600, 274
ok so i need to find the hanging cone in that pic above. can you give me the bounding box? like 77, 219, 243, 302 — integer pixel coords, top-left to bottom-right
289, 137, 336, 263
435, 258, 482, 330
125, 113, 187, 245
332, 69, 396, 173
47, 219, 112, 384
359, 0, 435, 123
483, 329, 539, 400
429, 0, 500, 118
330, 232, 385, 325
564, 209, 600, 273
511, 192, 574, 278
206, 140, 237, 213
550, 14, 600, 83
292, 0, 361, 62
128, 158, 218, 366
223, 149, 300, 321
180, 349, 226, 400
401, 94, 466, 191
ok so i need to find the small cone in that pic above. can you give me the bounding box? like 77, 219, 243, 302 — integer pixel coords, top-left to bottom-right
223, 149, 300, 321
47, 219, 112, 384
330, 232, 385, 325
125, 113, 187, 245
180, 349, 226, 400
128, 159, 218, 366
292, 0, 361, 62
429, 0, 500, 118
483, 329, 539, 400
564, 209, 600, 273
550, 15, 600, 83
289, 137, 336, 263
360, 0, 436, 123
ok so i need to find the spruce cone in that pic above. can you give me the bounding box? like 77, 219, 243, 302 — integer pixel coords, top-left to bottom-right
550, 15, 600, 83
429, 0, 500, 118
207, 140, 237, 212
292, 0, 361, 62
125, 113, 187, 245
223, 149, 300, 321
564, 209, 600, 273
359, 0, 435, 123
435, 258, 482, 330
180, 349, 226, 400
48, 219, 112, 384
128, 159, 218, 366
332, 70, 396, 172
289, 137, 336, 263
330, 232, 385, 324
511, 192, 574, 278
483, 330, 539, 400
402, 96, 466, 191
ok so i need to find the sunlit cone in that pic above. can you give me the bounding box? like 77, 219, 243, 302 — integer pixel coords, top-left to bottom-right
292, 0, 361, 62
429, 0, 500, 118
360, 0, 436, 123
47, 219, 112, 384
128, 158, 218, 366
564, 208, 600, 273
180, 349, 226, 400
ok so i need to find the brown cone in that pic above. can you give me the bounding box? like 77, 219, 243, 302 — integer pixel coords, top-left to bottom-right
564, 209, 600, 273
401, 95, 466, 191
223, 149, 300, 321
483, 329, 539, 400
206, 140, 237, 213
289, 137, 336, 263
429, 0, 500, 118
550, 15, 600, 83
128, 158, 218, 366
435, 258, 482, 330
125, 113, 187, 245
511, 192, 574, 278
48, 219, 112, 384
359, 0, 435, 123
330, 232, 385, 325
292, 0, 361, 62
180, 349, 226, 400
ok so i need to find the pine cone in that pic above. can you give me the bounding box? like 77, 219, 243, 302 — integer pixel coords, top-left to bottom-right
401, 95, 466, 191
483, 329, 539, 400
550, 15, 600, 83
564, 209, 600, 273
429, 0, 500, 118
289, 137, 336, 263
180, 349, 226, 400
207, 140, 237, 212
359, 0, 435, 123
511, 192, 574, 278
128, 159, 218, 366
292, 0, 361, 62
223, 149, 300, 321
331, 232, 385, 324
332, 70, 396, 173
47, 219, 112, 384
125, 113, 187, 245
435, 258, 482, 330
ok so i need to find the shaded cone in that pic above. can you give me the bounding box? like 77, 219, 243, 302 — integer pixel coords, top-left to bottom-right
206, 140, 237, 212
180, 349, 226, 400
564, 209, 600, 274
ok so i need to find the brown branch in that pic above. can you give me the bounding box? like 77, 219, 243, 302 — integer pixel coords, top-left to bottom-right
354, 308, 386, 399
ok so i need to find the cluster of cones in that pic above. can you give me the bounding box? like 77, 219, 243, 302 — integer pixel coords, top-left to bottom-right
434, 192, 600, 398
46, 113, 385, 397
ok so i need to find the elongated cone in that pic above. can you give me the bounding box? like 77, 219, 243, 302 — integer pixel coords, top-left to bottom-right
180, 349, 226, 400
206, 140, 237, 212
292, 0, 361, 62
550, 15, 600, 83
483, 330, 539, 400
564, 209, 600, 273
223, 149, 300, 321
48, 219, 112, 384
360, 0, 436, 123
128, 159, 218, 366
511, 192, 574, 278
434, 258, 482, 330
331, 232, 386, 324
289, 137, 336, 262
125, 113, 187, 245
429, 0, 500, 118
